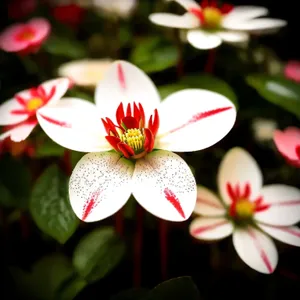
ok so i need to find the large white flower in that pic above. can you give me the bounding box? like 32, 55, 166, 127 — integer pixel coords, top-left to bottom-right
37, 60, 236, 223
149, 0, 287, 50
190, 147, 300, 273
0, 78, 70, 142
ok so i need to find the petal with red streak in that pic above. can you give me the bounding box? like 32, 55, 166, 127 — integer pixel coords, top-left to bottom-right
0, 98, 29, 125
0, 120, 37, 142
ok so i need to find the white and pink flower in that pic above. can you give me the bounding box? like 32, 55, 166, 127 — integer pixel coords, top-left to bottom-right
0, 18, 50, 55
0, 78, 70, 142
36, 60, 236, 222
189, 147, 300, 273
150, 0, 286, 50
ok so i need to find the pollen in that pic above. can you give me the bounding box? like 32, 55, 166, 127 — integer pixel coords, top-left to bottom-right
121, 128, 144, 152
26, 97, 43, 111
235, 199, 255, 218
203, 7, 223, 28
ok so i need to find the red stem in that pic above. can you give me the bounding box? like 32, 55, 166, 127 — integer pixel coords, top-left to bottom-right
133, 205, 144, 287
115, 208, 124, 237
159, 219, 168, 280
204, 49, 216, 73
63, 149, 72, 176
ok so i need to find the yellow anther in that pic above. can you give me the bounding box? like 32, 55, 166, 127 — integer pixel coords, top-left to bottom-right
235, 199, 255, 218
203, 7, 223, 28
121, 128, 144, 152
26, 97, 43, 111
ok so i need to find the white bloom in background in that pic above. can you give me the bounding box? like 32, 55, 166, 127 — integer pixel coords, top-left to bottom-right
37, 60, 236, 223
150, 0, 287, 50
252, 118, 278, 142
92, 0, 137, 18
190, 147, 300, 274
58, 59, 113, 87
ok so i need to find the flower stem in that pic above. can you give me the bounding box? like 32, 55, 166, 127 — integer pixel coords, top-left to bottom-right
204, 48, 217, 73
62, 149, 72, 176
115, 208, 124, 237
174, 29, 184, 79
133, 205, 144, 287
159, 219, 168, 280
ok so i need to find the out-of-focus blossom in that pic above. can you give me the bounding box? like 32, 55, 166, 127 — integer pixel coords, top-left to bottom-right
52, 4, 86, 28
252, 118, 277, 142
190, 147, 300, 274
0, 78, 71, 142
8, 0, 36, 20
0, 137, 35, 157
93, 0, 137, 18
273, 127, 300, 167
37, 60, 236, 222
150, 0, 286, 50
0, 18, 51, 55
58, 59, 113, 87
284, 61, 300, 83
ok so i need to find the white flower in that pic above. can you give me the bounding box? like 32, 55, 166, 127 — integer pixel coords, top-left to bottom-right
58, 59, 113, 87
252, 118, 277, 142
37, 60, 236, 223
0, 78, 70, 142
189, 147, 300, 274
92, 0, 137, 18
149, 0, 287, 50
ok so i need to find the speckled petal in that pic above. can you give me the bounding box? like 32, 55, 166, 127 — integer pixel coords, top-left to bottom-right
69, 151, 134, 222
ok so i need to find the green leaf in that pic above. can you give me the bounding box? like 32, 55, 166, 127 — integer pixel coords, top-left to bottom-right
180, 74, 238, 108
30, 165, 79, 244
0, 182, 15, 207
130, 37, 178, 73
43, 36, 87, 59
67, 88, 94, 103
10, 254, 79, 300
56, 276, 87, 300
144, 277, 200, 300
73, 226, 125, 283
111, 288, 149, 300
35, 138, 65, 158
158, 83, 188, 100
246, 74, 300, 118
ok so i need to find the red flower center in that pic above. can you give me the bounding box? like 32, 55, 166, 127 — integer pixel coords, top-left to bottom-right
16, 26, 36, 41
102, 102, 159, 159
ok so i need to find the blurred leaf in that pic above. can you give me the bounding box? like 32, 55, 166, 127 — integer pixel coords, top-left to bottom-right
111, 288, 149, 300
57, 276, 87, 300
30, 165, 79, 244
180, 74, 238, 108
73, 226, 125, 283
130, 37, 178, 73
35, 138, 65, 158
0, 156, 31, 208
246, 74, 300, 118
10, 254, 79, 300
71, 151, 84, 169
144, 277, 200, 300
158, 83, 188, 100
43, 36, 87, 59
67, 88, 94, 103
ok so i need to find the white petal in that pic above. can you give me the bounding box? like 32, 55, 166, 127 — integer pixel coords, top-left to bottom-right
170, 0, 201, 10
255, 185, 300, 226
95, 60, 161, 121
187, 29, 222, 50
69, 152, 134, 222
156, 89, 236, 152
217, 31, 249, 44
149, 13, 200, 29
189, 217, 233, 240
0, 98, 29, 125
132, 150, 196, 222
194, 186, 225, 216
258, 224, 300, 247
233, 227, 278, 274
223, 18, 287, 32
37, 98, 110, 152
218, 147, 263, 205
222, 6, 269, 25
0, 120, 37, 142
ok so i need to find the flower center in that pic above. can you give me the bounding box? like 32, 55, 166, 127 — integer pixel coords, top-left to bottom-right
17, 27, 35, 41
102, 102, 159, 159
26, 97, 43, 111
203, 7, 223, 28
234, 199, 255, 218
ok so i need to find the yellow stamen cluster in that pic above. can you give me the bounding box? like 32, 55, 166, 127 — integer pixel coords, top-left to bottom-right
235, 199, 255, 218
203, 7, 223, 28
120, 128, 144, 152
20, 31, 35, 41
26, 97, 43, 111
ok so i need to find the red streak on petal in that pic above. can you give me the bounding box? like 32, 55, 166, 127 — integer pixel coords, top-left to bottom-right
191, 220, 228, 235
196, 197, 223, 209
15, 95, 27, 107
270, 200, 300, 207
279, 227, 300, 238
242, 183, 251, 198
82, 189, 101, 221
39, 114, 71, 128
189, 8, 204, 23
248, 228, 273, 273
117, 63, 126, 90
226, 182, 236, 202
10, 109, 29, 115
296, 145, 300, 159
168, 106, 232, 134
163, 188, 185, 219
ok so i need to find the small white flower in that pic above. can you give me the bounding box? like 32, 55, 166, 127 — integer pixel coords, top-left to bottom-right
252, 118, 277, 142
93, 0, 137, 18
58, 59, 113, 87
150, 0, 287, 50
190, 147, 300, 273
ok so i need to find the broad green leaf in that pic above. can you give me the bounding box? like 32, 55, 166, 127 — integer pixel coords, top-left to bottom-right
246, 74, 300, 118
180, 74, 238, 108
0, 156, 31, 208
73, 226, 125, 283
144, 277, 200, 300
10, 254, 78, 300
158, 83, 188, 100
35, 138, 65, 158
111, 288, 149, 300
56, 276, 87, 300
43, 36, 87, 59
30, 165, 79, 244
130, 37, 178, 73
67, 88, 94, 103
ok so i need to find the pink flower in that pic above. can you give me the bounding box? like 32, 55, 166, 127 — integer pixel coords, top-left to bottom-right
284, 61, 300, 83
8, 0, 37, 20
273, 127, 300, 167
0, 18, 51, 55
